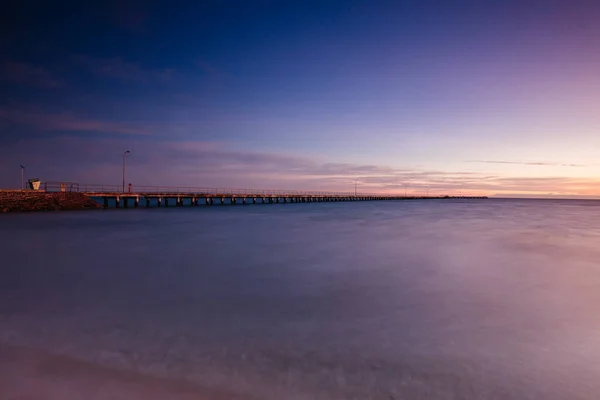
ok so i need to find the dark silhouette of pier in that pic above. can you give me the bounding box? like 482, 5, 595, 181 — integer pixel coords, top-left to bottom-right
42, 182, 487, 209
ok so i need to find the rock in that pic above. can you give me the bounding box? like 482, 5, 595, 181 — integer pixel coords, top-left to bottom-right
0, 191, 102, 212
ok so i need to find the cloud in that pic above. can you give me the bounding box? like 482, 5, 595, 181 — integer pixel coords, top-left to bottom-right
0, 60, 62, 88
468, 160, 586, 167
0, 108, 151, 136
73, 55, 174, 84
1, 136, 599, 197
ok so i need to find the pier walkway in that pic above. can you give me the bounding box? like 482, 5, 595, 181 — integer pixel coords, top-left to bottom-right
42, 182, 487, 209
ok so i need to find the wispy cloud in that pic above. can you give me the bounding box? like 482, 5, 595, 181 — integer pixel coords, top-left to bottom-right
468, 160, 586, 167
0, 108, 151, 135
73, 55, 174, 84
0, 60, 62, 88
2, 136, 599, 197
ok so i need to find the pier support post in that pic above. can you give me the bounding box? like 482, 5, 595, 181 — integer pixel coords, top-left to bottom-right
116, 196, 120, 208
145, 197, 150, 208
135, 197, 139, 208
103, 197, 108, 209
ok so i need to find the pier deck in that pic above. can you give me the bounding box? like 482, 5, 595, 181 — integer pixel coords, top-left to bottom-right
41, 183, 487, 209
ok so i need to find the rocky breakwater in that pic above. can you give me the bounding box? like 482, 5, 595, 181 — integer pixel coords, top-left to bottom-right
0, 190, 102, 212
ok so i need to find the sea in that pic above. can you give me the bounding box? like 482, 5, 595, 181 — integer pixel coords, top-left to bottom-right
1, 199, 600, 399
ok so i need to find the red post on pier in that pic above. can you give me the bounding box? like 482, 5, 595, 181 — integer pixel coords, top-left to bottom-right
128, 183, 132, 193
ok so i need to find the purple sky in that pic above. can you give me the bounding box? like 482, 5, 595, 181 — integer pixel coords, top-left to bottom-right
1, 1, 600, 196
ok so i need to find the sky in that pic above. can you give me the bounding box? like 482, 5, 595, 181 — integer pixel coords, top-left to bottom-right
1, 0, 599, 197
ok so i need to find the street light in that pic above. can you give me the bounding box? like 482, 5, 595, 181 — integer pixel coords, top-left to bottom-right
20, 164, 25, 190
354, 179, 359, 196
123, 150, 130, 193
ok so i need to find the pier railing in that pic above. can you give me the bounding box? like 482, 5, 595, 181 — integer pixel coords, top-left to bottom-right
42, 182, 398, 197
42, 181, 81, 193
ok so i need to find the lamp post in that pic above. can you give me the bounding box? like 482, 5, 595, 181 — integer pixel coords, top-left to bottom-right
122, 150, 130, 193
354, 179, 358, 196
20, 164, 25, 190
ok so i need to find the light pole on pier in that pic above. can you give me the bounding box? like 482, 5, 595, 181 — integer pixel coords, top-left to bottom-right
20, 164, 25, 190
122, 150, 130, 193
355, 179, 359, 196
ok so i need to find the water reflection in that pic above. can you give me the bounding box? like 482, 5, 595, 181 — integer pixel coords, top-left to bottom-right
1, 199, 600, 399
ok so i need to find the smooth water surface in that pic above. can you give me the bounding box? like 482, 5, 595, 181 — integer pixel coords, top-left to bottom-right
1, 199, 600, 399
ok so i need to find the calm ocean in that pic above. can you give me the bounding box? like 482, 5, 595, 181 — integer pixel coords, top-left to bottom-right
1, 199, 600, 399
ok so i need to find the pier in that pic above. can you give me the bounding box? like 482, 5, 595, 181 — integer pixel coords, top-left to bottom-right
40, 182, 487, 209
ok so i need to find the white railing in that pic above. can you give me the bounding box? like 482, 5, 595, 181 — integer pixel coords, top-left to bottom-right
42, 182, 409, 197
41, 182, 485, 198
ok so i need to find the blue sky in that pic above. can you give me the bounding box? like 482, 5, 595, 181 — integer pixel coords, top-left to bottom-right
1, 1, 600, 196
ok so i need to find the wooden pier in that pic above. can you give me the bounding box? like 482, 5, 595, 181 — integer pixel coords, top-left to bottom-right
41, 183, 487, 209
88, 193, 488, 208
